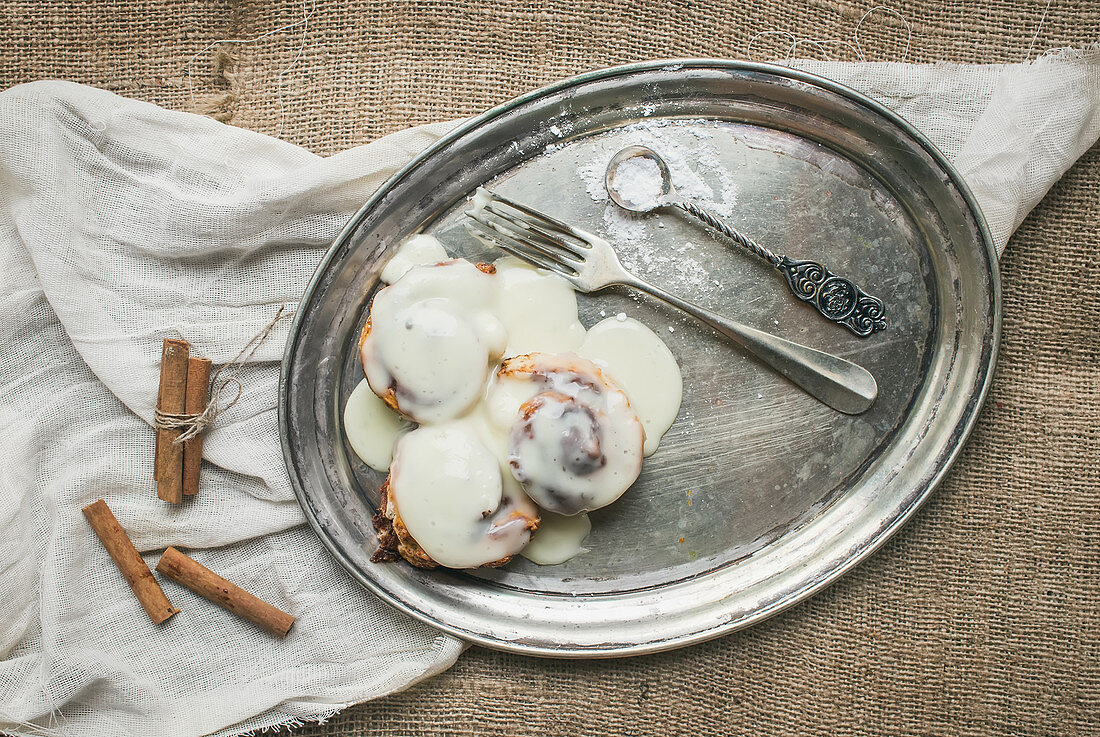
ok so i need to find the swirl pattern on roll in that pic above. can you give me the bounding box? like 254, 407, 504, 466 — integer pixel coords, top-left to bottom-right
492, 353, 645, 515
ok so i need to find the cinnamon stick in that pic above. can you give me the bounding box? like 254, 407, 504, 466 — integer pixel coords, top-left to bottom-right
182, 357, 211, 496
156, 547, 295, 638
155, 339, 189, 503
82, 499, 179, 624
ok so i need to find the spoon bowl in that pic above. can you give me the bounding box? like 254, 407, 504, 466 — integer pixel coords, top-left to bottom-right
604, 145, 674, 212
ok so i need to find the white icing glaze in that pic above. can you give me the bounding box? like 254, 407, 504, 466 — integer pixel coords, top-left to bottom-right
491, 353, 645, 515
521, 511, 591, 565
360, 259, 506, 423
343, 379, 411, 471
492, 257, 585, 357
388, 423, 538, 569
578, 316, 683, 456
467, 187, 494, 218
380, 233, 448, 284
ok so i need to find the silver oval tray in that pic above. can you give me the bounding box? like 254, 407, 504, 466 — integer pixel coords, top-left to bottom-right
280, 61, 1000, 657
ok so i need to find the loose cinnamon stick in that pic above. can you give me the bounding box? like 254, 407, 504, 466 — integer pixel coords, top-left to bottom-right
155, 339, 190, 503
182, 357, 212, 496
156, 547, 295, 638
82, 499, 180, 624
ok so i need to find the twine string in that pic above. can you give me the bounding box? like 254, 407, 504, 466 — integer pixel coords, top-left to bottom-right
155, 305, 295, 444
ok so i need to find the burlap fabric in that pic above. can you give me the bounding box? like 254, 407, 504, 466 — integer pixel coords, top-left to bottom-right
2, 1, 1097, 735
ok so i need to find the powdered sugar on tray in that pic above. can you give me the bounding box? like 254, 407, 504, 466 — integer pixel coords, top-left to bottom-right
578, 158, 609, 202
602, 207, 647, 244
572, 120, 739, 299
576, 120, 740, 216
616, 239, 715, 296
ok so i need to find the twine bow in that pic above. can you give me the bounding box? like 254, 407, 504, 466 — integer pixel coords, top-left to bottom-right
153, 305, 295, 443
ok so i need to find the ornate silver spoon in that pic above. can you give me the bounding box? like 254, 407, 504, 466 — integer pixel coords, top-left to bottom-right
604, 145, 887, 337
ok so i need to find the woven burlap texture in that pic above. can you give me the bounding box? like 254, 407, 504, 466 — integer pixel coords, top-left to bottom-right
2, 1, 1097, 735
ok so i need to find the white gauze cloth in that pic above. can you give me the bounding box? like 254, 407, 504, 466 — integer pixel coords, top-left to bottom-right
1, 47, 1098, 737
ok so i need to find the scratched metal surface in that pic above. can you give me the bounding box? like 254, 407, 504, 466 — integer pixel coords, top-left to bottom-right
280, 61, 1000, 656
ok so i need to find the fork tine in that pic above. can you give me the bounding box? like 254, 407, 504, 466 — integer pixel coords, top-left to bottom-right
463, 218, 577, 278
481, 189, 596, 248
464, 218, 575, 276
482, 201, 588, 257
469, 209, 584, 264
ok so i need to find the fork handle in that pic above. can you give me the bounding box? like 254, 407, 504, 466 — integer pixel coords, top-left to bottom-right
624, 276, 877, 414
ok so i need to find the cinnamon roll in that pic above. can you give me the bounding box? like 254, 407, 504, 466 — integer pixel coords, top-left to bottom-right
359, 259, 507, 424
489, 353, 645, 515
372, 424, 540, 569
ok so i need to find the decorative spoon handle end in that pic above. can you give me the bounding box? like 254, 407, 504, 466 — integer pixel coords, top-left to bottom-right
778, 257, 887, 337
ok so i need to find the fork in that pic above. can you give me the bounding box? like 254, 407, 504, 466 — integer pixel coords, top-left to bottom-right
464, 188, 877, 414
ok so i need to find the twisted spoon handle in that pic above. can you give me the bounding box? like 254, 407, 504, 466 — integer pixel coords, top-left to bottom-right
675, 199, 782, 267
671, 199, 887, 337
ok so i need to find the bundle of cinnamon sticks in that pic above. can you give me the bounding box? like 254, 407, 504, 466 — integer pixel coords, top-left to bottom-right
154, 338, 211, 502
